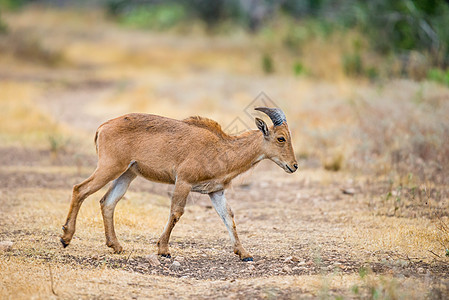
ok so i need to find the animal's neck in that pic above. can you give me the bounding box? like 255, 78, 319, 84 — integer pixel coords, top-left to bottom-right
222, 130, 265, 177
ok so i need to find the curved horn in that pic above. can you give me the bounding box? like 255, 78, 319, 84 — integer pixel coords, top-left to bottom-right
254, 107, 287, 127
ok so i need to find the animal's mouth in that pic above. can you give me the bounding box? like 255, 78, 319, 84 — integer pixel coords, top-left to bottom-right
271, 157, 297, 173
285, 164, 295, 173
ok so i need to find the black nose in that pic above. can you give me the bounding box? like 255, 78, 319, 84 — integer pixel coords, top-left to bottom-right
293, 163, 298, 169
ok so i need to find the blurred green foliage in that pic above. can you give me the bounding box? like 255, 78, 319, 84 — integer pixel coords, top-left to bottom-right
103, 0, 449, 79
293, 62, 305, 76
2, 0, 449, 82
0, 13, 6, 33
117, 3, 186, 30
107, 0, 251, 30
342, 53, 363, 77
0, 0, 30, 10
262, 53, 274, 74
0, 0, 34, 32
346, 0, 449, 65
427, 68, 449, 86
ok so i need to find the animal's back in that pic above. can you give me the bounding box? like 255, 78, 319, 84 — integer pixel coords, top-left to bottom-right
99, 113, 183, 135
98, 113, 229, 138
95, 113, 229, 175
96, 113, 184, 159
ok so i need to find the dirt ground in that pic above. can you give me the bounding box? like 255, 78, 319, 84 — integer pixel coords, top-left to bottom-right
1, 7, 449, 299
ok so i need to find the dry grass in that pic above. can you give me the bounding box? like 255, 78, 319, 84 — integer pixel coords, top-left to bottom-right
1, 174, 446, 299
0, 257, 431, 299
345, 214, 447, 258
1, 6, 448, 299
0, 81, 65, 146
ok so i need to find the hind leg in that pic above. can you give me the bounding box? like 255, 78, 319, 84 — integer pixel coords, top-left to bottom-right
157, 180, 191, 257
100, 162, 138, 253
61, 163, 127, 248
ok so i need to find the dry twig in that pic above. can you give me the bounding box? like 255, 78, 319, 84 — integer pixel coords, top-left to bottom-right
48, 263, 57, 296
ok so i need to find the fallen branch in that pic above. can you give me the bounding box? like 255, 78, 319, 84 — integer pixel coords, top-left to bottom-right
48, 263, 57, 296
125, 248, 135, 264
428, 250, 441, 258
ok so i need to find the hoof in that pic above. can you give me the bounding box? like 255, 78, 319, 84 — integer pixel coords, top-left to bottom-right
160, 253, 171, 259
242, 257, 254, 262
60, 238, 69, 248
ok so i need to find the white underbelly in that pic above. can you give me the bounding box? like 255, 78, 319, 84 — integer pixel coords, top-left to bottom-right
191, 181, 225, 194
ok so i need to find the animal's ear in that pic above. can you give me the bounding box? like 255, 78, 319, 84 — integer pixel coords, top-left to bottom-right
255, 118, 269, 138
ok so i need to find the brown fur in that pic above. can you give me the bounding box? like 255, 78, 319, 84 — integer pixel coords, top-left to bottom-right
61, 111, 297, 260
183, 116, 233, 140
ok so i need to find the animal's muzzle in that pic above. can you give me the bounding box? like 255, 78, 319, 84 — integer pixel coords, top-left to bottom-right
286, 163, 298, 173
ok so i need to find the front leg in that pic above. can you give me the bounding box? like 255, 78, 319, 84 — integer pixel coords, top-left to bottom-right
209, 190, 253, 261
157, 181, 191, 258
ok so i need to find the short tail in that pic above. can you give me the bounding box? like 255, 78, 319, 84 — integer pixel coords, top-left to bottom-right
94, 127, 100, 154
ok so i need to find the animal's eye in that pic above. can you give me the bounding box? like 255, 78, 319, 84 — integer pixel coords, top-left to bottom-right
277, 137, 286, 143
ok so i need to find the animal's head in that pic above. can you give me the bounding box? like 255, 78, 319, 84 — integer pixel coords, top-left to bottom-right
255, 107, 298, 173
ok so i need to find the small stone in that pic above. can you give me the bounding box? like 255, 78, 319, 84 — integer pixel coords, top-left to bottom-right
170, 261, 181, 270
341, 188, 355, 195
247, 265, 255, 271
284, 256, 300, 263
291, 256, 300, 262
0, 241, 13, 252
282, 266, 292, 273
145, 254, 161, 267
175, 256, 185, 263
137, 263, 146, 269
284, 256, 293, 262
417, 267, 425, 274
